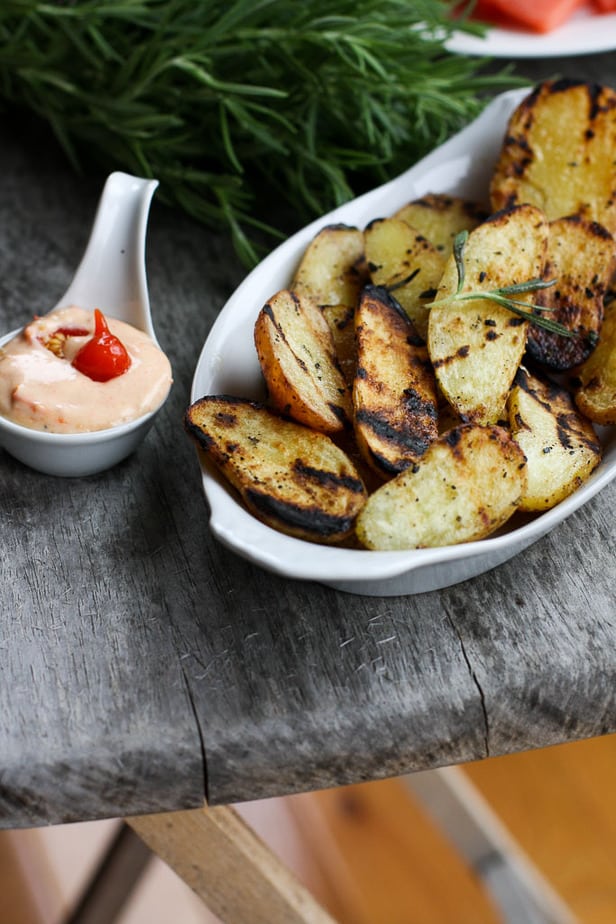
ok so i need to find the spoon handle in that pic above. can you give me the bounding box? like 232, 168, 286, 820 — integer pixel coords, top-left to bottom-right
54, 172, 159, 339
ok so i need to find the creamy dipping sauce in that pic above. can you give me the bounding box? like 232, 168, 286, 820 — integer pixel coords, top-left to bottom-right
0, 306, 172, 433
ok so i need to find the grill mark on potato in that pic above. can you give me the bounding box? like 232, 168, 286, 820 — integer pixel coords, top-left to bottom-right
554, 412, 602, 454
444, 428, 462, 447
184, 416, 215, 450
527, 325, 600, 369
215, 411, 237, 427
245, 489, 356, 538
328, 402, 350, 424
293, 460, 364, 494
355, 409, 432, 459
432, 344, 470, 369
403, 386, 439, 420
549, 77, 586, 96
365, 283, 408, 319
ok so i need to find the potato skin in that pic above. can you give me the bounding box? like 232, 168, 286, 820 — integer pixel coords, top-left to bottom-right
508, 367, 602, 512
490, 79, 616, 235
353, 285, 438, 478
254, 289, 352, 433
526, 215, 616, 370
184, 395, 367, 543
574, 300, 616, 424
355, 424, 527, 550
428, 204, 548, 425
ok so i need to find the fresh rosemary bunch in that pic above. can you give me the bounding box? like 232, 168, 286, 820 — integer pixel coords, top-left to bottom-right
0, 1, 519, 264
428, 230, 572, 337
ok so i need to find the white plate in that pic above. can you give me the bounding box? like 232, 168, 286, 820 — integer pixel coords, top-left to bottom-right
447, 9, 616, 58
190, 88, 616, 596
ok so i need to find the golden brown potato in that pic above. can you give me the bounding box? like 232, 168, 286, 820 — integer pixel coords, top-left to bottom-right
254, 289, 352, 433
490, 80, 616, 235
526, 215, 616, 370
508, 366, 602, 511
184, 396, 367, 543
355, 424, 527, 550
574, 300, 616, 423
291, 224, 367, 307
393, 193, 487, 255
364, 217, 446, 340
321, 303, 356, 387
428, 204, 548, 425
353, 285, 438, 478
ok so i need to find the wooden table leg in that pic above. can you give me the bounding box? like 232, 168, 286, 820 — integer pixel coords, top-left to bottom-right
127, 803, 337, 924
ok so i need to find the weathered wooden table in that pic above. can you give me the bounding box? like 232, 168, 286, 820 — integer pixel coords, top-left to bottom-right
0, 49, 614, 920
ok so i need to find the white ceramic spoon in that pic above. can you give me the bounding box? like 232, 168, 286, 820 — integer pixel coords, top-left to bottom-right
0, 171, 169, 477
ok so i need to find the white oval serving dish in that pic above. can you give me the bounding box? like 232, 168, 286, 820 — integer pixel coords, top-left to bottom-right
190, 88, 616, 596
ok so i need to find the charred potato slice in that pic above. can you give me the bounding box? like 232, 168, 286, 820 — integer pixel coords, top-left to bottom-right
393, 193, 487, 254
490, 80, 616, 235
291, 224, 367, 307
353, 285, 438, 478
184, 396, 366, 543
527, 215, 616, 370
574, 300, 616, 424
508, 367, 602, 511
428, 204, 548, 425
254, 289, 351, 433
356, 424, 526, 550
364, 217, 445, 340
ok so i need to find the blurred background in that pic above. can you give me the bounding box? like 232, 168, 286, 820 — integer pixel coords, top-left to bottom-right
3, 734, 616, 923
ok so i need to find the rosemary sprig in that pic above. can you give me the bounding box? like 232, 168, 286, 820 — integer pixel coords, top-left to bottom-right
0, 1, 524, 265
428, 230, 572, 337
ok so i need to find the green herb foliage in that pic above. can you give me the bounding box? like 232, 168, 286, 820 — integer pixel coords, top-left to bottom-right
0, 1, 519, 263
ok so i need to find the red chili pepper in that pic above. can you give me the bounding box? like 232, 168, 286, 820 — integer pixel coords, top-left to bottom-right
72, 309, 131, 382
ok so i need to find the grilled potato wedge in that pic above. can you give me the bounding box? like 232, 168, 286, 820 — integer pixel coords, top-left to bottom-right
353, 285, 438, 478
574, 300, 616, 424
254, 289, 351, 433
428, 204, 548, 425
393, 193, 487, 255
364, 217, 445, 340
291, 224, 367, 307
490, 80, 616, 234
321, 303, 356, 387
356, 424, 526, 550
184, 396, 367, 543
526, 215, 616, 370
508, 367, 602, 511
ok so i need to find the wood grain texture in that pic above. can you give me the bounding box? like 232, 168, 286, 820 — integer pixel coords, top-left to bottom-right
0, 54, 614, 827
128, 805, 336, 924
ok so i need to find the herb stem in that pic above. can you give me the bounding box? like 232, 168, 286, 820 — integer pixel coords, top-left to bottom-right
429, 230, 572, 338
